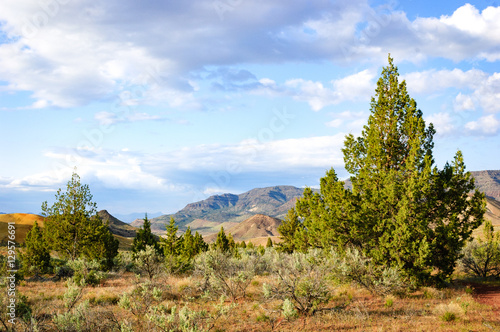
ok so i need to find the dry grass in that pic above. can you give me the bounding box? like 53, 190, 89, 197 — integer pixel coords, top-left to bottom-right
10, 271, 499, 332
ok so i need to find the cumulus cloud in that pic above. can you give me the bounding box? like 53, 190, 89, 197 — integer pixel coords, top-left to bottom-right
1, 133, 347, 194
426, 112, 456, 136
279, 70, 376, 111
454, 93, 475, 111
404, 68, 500, 114
1, 1, 499, 109
465, 114, 500, 136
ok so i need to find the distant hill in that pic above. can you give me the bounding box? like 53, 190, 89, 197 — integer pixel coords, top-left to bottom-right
140, 171, 500, 235
471, 170, 500, 201
204, 214, 282, 244
0, 211, 137, 250
112, 211, 163, 224
98, 210, 138, 238
0, 213, 45, 244
136, 185, 305, 232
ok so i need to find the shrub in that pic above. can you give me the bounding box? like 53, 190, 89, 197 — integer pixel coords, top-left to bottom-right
263, 249, 333, 314
195, 249, 265, 300
66, 258, 107, 287
282, 298, 298, 320
119, 278, 170, 318
331, 247, 411, 296
134, 245, 164, 280
146, 297, 235, 332
440, 311, 456, 322
113, 251, 135, 273
459, 220, 500, 278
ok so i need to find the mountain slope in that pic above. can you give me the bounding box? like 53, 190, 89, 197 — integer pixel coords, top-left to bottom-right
471, 170, 500, 201
98, 210, 138, 238
0, 211, 137, 250
139, 185, 305, 232
204, 214, 282, 243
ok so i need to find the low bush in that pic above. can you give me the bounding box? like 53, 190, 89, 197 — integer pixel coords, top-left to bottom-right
263, 249, 334, 314
331, 247, 411, 296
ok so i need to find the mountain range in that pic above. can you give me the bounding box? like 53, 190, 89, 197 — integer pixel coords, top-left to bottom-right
131, 170, 500, 234
2, 169, 499, 246
131, 185, 305, 233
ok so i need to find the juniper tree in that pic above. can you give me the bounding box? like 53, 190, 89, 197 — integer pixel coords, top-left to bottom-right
290, 56, 485, 284
42, 172, 119, 267
213, 227, 230, 252
22, 221, 51, 276
132, 214, 161, 256
162, 217, 180, 257
266, 238, 273, 248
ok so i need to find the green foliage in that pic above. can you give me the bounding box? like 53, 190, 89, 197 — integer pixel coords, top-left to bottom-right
331, 247, 411, 296
195, 249, 268, 300
440, 311, 456, 322
282, 298, 298, 320
119, 278, 170, 318
132, 214, 162, 256
213, 227, 230, 252
160, 219, 209, 274
42, 172, 119, 267
460, 220, 500, 278
263, 249, 333, 314
134, 245, 164, 280
277, 208, 305, 253
66, 258, 107, 287
266, 238, 273, 248
284, 56, 485, 285
162, 217, 181, 256
21, 221, 51, 276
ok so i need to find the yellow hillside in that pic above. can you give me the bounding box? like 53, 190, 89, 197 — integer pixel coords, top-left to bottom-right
0, 213, 132, 250
0, 213, 45, 244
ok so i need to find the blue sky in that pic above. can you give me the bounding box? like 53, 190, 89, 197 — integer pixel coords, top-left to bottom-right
1, 0, 500, 218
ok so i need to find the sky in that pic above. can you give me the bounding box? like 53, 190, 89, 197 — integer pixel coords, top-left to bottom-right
1, 0, 500, 219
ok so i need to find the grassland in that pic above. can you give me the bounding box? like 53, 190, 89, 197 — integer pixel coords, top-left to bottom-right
12, 271, 500, 331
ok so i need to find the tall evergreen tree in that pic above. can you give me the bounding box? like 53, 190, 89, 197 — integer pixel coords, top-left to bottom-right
162, 217, 180, 256
42, 172, 119, 266
22, 221, 50, 275
180, 227, 196, 260
132, 214, 161, 256
213, 227, 230, 252
194, 231, 209, 253
277, 208, 305, 253
290, 56, 485, 284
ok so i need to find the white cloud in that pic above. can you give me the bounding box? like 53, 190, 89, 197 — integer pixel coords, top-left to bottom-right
94, 111, 165, 126
1, 134, 347, 193
454, 93, 475, 111
281, 70, 376, 111
326, 119, 343, 128
404, 69, 500, 114
403, 69, 486, 94
426, 112, 456, 136
465, 114, 500, 136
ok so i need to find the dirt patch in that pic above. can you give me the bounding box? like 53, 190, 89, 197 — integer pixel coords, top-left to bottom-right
470, 283, 500, 317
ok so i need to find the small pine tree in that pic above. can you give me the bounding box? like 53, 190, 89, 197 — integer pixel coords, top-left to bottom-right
266, 238, 273, 248
180, 227, 196, 260
277, 208, 305, 253
193, 231, 209, 253
162, 218, 180, 256
42, 172, 118, 266
132, 214, 161, 256
214, 227, 230, 252
240, 241, 247, 249
227, 232, 236, 251
22, 221, 50, 276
